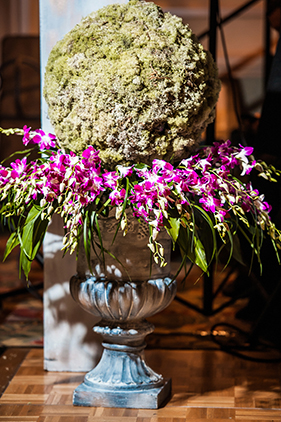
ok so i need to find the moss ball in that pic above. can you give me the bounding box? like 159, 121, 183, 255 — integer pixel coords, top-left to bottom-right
43, 0, 221, 169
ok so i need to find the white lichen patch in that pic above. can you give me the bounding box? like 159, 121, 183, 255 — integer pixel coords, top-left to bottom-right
43, 0, 221, 169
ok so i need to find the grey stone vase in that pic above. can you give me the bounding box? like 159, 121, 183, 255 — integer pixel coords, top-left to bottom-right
70, 211, 177, 409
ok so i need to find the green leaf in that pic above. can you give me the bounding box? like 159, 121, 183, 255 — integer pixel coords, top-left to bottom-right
180, 261, 194, 285
21, 206, 48, 260
19, 247, 32, 280
218, 230, 234, 272
3, 231, 20, 261
176, 225, 209, 275
83, 211, 93, 274
193, 236, 208, 273
1, 147, 37, 165
271, 237, 281, 265
193, 205, 217, 263
170, 253, 189, 284
16, 205, 49, 279
96, 196, 111, 216
94, 212, 105, 265
134, 163, 148, 170
165, 217, 180, 243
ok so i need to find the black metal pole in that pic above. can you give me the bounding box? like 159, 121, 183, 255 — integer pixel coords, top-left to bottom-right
264, 0, 272, 90
206, 0, 218, 146
208, 0, 218, 60
198, 0, 262, 41
204, 0, 219, 316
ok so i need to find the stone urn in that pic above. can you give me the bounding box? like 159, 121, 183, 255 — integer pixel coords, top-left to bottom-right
70, 211, 177, 409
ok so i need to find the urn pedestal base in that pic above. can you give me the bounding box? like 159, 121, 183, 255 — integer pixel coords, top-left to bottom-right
72, 321, 172, 409
73, 378, 171, 409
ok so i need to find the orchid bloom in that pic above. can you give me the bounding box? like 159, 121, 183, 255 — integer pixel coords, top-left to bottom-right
0, 126, 279, 269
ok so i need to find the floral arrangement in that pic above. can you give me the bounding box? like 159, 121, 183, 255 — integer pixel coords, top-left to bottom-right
0, 1, 280, 280
0, 125, 280, 280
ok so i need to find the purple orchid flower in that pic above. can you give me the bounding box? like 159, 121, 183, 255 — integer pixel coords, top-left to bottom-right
109, 188, 126, 206
10, 157, 28, 178
82, 146, 101, 168
31, 129, 57, 150
103, 171, 119, 189
199, 195, 222, 213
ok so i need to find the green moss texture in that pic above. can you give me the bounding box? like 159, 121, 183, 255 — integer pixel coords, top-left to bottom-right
43, 0, 221, 168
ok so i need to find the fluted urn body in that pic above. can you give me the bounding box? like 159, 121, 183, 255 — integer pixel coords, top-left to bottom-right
70, 211, 177, 409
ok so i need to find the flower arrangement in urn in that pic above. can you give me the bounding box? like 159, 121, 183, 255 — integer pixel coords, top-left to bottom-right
0, 0, 281, 409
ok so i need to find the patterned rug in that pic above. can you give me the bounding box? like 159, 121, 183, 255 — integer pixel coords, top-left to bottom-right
0, 232, 43, 348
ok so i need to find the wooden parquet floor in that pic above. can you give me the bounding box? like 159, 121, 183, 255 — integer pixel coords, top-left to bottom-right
1, 348, 281, 421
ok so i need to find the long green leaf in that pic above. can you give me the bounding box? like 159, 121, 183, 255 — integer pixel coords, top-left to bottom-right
193, 204, 217, 263
193, 236, 208, 273
1, 147, 37, 165
176, 225, 209, 275
21, 206, 47, 261
170, 252, 188, 283
3, 231, 20, 261
271, 237, 281, 265
165, 217, 180, 243
14, 205, 49, 279
19, 247, 32, 280
218, 229, 234, 272
83, 211, 93, 274
94, 213, 105, 267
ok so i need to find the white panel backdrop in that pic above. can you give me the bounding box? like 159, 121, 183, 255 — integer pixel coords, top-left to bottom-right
40, 0, 128, 372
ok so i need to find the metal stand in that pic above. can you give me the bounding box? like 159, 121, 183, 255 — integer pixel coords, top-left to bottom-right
175, 0, 270, 317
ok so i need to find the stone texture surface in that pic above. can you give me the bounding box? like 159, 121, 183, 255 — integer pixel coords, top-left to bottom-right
70, 247, 176, 408
73, 378, 172, 409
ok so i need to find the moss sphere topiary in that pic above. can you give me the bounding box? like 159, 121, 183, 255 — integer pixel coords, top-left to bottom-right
43, 0, 221, 168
